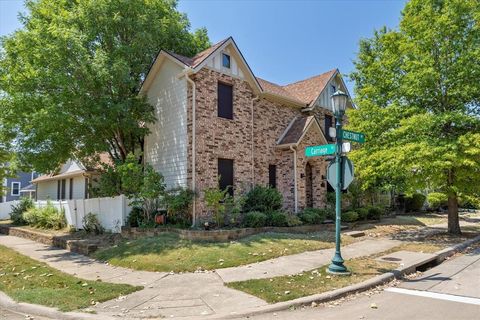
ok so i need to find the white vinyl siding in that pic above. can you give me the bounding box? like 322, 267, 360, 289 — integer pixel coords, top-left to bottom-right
36, 176, 87, 200
206, 47, 244, 79
144, 58, 188, 189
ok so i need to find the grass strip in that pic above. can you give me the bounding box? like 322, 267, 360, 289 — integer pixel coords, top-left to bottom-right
227, 256, 396, 303
93, 231, 354, 272
0, 245, 141, 311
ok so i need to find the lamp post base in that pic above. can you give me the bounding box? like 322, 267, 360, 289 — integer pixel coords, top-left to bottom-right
327, 254, 350, 275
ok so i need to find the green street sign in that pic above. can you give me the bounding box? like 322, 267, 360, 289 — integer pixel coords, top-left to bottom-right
305, 144, 336, 157
327, 158, 354, 190
342, 130, 365, 143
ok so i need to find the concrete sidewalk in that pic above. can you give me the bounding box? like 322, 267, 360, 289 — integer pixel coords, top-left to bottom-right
0, 234, 403, 319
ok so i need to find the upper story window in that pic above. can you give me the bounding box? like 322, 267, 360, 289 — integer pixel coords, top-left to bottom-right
11, 182, 20, 196
331, 85, 336, 95
217, 82, 233, 119
325, 115, 334, 142
222, 53, 231, 68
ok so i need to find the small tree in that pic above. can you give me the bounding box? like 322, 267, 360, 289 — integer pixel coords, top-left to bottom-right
204, 186, 231, 227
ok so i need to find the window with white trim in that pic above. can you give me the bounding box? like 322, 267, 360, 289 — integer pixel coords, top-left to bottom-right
222, 53, 231, 68
11, 182, 20, 196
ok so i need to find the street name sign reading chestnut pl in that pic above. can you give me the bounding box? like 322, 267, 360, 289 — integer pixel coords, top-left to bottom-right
342, 129, 365, 143
305, 144, 336, 157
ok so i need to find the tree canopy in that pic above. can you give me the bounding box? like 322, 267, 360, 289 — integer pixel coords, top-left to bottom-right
0, 0, 210, 173
348, 0, 480, 234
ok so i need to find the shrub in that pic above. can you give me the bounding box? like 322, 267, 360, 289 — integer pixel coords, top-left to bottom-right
164, 187, 195, 226
286, 214, 303, 227
266, 210, 288, 227
342, 210, 359, 222
298, 208, 327, 225
82, 212, 104, 235
204, 186, 230, 227
10, 198, 34, 225
243, 211, 267, 228
405, 193, 426, 212
357, 207, 369, 220
127, 206, 143, 227
427, 192, 448, 210
23, 202, 66, 230
243, 186, 282, 213
367, 206, 383, 220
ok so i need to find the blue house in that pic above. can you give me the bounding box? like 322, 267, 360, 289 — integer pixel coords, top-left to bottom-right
1, 171, 38, 203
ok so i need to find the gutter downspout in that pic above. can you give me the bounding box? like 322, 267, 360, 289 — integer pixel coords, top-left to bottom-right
289, 145, 298, 213
177, 67, 196, 228
251, 96, 260, 187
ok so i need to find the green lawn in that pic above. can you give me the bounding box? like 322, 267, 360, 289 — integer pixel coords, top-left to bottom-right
0, 245, 141, 311
93, 231, 355, 272
227, 256, 396, 303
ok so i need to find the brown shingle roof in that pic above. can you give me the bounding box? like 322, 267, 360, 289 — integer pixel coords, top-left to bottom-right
282, 69, 337, 105
256, 78, 303, 103
278, 116, 320, 145
166, 38, 230, 68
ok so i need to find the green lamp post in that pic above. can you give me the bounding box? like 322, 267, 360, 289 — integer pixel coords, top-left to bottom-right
328, 89, 350, 275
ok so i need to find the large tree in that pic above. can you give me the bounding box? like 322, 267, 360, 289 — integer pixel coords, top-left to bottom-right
348, 0, 480, 234
0, 0, 210, 173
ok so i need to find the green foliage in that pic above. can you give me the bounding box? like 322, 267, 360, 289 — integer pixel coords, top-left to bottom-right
427, 192, 448, 210
82, 212, 104, 235
342, 211, 359, 223
92, 153, 166, 222
405, 193, 426, 212
242, 212, 267, 228
285, 215, 303, 227
0, 0, 210, 172
357, 207, 369, 221
243, 186, 283, 213
127, 206, 143, 228
348, 0, 480, 234
10, 197, 34, 225
204, 186, 230, 227
298, 208, 327, 225
163, 187, 195, 226
367, 206, 383, 220
266, 210, 288, 227
22, 202, 66, 230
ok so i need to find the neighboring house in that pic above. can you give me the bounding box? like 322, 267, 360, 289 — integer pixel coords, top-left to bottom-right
141, 37, 354, 219
1, 171, 38, 202
32, 155, 110, 200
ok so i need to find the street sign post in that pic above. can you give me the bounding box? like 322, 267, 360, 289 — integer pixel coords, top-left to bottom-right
342, 129, 365, 143
327, 157, 354, 191
305, 144, 335, 157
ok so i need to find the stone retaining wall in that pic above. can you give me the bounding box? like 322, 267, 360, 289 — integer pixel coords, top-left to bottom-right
122, 223, 339, 242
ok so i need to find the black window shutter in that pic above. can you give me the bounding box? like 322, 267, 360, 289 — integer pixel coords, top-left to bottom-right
57, 180, 61, 200
217, 82, 233, 119
69, 178, 73, 200
218, 158, 234, 197
325, 115, 333, 141
60, 179, 66, 200
268, 165, 277, 188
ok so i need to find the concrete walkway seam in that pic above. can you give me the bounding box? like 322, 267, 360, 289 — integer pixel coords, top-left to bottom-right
0, 291, 116, 320
199, 235, 480, 320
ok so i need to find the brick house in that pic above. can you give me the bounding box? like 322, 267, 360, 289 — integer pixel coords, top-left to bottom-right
141, 37, 354, 223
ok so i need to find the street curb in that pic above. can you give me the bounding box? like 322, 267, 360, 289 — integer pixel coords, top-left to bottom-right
205, 234, 480, 319
0, 291, 116, 320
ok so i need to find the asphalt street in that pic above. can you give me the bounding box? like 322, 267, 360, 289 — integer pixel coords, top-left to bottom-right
234, 247, 480, 320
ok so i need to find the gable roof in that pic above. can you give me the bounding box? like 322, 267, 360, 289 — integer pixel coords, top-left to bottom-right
142, 37, 349, 108
277, 115, 327, 147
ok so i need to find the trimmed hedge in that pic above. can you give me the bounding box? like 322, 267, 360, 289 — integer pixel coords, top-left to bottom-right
342, 211, 359, 222
298, 208, 329, 225
243, 211, 267, 228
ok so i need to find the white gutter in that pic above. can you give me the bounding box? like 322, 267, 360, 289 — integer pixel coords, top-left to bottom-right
177, 67, 197, 227
289, 145, 298, 213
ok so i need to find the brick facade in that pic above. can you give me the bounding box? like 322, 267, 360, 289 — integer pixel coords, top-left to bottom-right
187, 68, 331, 218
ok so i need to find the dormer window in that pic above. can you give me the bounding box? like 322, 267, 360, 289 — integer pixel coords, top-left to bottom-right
331, 85, 336, 94
222, 53, 231, 68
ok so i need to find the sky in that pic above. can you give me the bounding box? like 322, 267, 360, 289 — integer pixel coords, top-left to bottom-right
0, 0, 407, 95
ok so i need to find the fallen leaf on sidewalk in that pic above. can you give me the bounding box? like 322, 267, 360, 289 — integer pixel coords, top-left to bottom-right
370, 303, 378, 309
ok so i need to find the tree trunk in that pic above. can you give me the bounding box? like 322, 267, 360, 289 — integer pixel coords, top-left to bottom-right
447, 194, 461, 234
447, 169, 461, 235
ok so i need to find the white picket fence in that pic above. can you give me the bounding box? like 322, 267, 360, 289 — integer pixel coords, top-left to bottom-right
0, 195, 132, 233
